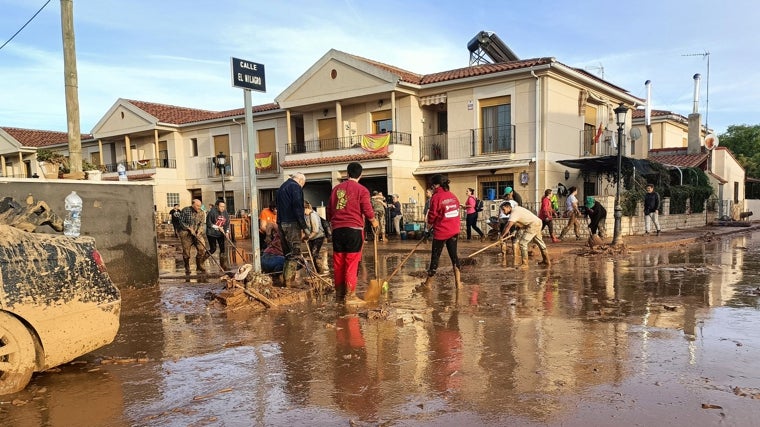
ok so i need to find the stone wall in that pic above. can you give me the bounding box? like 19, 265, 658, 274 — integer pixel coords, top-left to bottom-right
0, 179, 158, 287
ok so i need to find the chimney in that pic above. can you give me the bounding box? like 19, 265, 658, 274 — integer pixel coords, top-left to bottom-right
645, 80, 652, 151
688, 74, 702, 155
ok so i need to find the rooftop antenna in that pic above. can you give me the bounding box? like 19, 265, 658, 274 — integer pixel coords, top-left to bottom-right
584, 63, 605, 79
682, 51, 710, 131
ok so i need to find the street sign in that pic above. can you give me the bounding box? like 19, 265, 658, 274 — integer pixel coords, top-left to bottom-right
230, 57, 266, 92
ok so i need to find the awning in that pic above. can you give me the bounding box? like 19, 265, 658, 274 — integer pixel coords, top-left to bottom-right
419, 94, 447, 106
414, 159, 530, 175
557, 155, 656, 175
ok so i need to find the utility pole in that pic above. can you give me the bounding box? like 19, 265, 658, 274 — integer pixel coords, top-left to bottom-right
61, 0, 82, 173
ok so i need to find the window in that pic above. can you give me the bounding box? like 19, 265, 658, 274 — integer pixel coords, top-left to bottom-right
372, 110, 392, 134
437, 111, 447, 134
480, 96, 512, 153
735, 182, 740, 203
191, 138, 198, 157
479, 174, 515, 199
213, 135, 230, 158
167, 192, 180, 207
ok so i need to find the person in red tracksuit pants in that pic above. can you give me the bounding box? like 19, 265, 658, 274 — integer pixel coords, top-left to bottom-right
327, 162, 378, 305
423, 173, 462, 289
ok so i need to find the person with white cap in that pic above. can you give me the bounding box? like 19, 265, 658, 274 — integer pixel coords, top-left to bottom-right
499, 200, 551, 269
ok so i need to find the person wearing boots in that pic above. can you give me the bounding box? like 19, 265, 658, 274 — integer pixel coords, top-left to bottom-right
206, 199, 231, 272
585, 196, 607, 241
499, 200, 551, 269
178, 199, 209, 274
539, 188, 560, 243
559, 186, 582, 241
423, 174, 463, 289
464, 188, 485, 241
276, 172, 308, 287
327, 162, 378, 305
304, 201, 326, 274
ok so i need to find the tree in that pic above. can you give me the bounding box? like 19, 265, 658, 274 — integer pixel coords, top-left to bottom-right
719, 124, 760, 178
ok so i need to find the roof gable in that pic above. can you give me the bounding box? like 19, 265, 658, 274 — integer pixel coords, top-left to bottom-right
276, 49, 409, 109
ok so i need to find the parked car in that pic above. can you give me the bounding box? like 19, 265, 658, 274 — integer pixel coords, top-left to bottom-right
0, 224, 121, 395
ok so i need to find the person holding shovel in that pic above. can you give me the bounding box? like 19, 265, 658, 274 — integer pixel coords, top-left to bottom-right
423, 174, 462, 289
327, 162, 378, 305
499, 200, 551, 269
178, 199, 209, 274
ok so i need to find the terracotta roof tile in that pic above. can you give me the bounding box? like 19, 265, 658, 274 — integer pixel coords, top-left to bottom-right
420, 58, 554, 84
125, 100, 280, 125
632, 109, 681, 119
1, 127, 94, 147
648, 151, 707, 168
281, 151, 389, 168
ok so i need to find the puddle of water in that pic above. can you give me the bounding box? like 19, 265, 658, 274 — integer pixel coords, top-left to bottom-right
3, 232, 760, 426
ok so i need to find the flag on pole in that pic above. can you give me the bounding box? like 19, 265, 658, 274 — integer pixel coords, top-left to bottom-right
593, 122, 604, 143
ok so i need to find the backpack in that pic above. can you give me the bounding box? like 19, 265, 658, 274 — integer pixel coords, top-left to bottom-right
320, 216, 331, 238
475, 198, 484, 213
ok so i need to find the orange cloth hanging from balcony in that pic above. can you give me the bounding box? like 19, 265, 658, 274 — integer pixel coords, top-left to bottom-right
360, 133, 390, 153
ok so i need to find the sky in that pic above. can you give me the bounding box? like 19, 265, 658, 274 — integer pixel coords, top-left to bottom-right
1, 0, 759, 135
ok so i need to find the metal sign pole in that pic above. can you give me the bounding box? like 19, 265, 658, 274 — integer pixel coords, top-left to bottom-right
245, 89, 262, 272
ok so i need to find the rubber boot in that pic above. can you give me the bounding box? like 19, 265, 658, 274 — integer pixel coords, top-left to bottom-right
219, 253, 229, 271
183, 257, 191, 274
539, 248, 551, 266
345, 289, 366, 306
454, 267, 462, 289
335, 283, 347, 301
283, 260, 297, 288
519, 248, 529, 270
512, 242, 520, 267
196, 256, 207, 273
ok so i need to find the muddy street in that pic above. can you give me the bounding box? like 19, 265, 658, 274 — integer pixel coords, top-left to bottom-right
3, 230, 760, 426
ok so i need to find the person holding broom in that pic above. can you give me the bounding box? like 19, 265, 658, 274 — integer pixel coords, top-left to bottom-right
327, 162, 378, 305
422, 174, 462, 289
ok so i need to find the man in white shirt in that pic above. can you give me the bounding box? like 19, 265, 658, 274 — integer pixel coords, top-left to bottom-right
500, 201, 551, 269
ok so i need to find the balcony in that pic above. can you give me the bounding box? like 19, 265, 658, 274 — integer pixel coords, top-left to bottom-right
419, 134, 448, 161
103, 158, 177, 172
286, 131, 412, 154
470, 125, 515, 156
254, 152, 280, 176
207, 156, 234, 178
579, 127, 615, 157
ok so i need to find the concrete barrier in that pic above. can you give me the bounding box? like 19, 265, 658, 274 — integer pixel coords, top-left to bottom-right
0, 179, 158, 287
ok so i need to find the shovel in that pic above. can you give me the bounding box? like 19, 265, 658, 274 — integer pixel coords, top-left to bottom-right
364, 226, 382, 302
381, 232, 428, 289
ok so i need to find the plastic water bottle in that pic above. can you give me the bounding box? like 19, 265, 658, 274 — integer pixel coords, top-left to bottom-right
64, 191, 83, 237
117, 163, 127, 181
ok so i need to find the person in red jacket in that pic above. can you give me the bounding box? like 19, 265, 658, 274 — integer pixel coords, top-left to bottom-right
423, 174, 462, 289
327, 162, 378, 305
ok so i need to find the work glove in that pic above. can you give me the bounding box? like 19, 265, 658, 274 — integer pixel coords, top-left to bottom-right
423, 228, 433, 240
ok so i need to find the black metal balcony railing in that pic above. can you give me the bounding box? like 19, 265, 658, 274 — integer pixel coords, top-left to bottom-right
286, 131, 412, 154
471, 124, 515, 156
580, 127, 615, 157
254, 151, 280, 176
207, 156, 234, 178
103, 158, 176, 172
419, 133, 449, 161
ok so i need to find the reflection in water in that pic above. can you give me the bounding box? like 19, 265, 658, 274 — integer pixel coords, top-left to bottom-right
4, 233, 760, 425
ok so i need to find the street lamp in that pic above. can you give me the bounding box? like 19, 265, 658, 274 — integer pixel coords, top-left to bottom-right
216, 151, 227, 205
611, 103, 628, 245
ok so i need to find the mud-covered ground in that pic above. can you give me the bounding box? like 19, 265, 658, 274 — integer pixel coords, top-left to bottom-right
3, 228, 760, 426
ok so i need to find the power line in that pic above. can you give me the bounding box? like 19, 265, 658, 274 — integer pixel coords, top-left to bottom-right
0, 0, 53, 52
